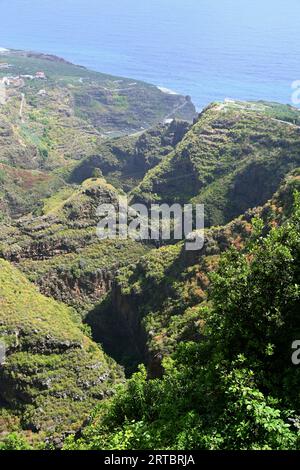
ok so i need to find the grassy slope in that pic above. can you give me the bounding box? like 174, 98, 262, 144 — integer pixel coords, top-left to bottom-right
0, 163, 66, 220
0, 51, 196, 136
0, 178, 150, 313
0, 50, 195, 219
0, 259, 123, 442
131, 101, 300, 226
69, 120, 190, 192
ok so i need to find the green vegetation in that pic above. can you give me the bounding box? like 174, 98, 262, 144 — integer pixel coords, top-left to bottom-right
132, 101, 300, 226
0, 163, 65, 219
0, 177, 150, 313
0, 50, 196, 137
0, 50, 195, 221
87, 172, 300, 372
0, 259, 123, 444
64, 192, 300, 450
69, 120, 190, 192
1, 57, 300, 451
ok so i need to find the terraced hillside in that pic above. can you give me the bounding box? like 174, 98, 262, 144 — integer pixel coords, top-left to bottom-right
0, 259, 123, 445
0, 49, 196, 219
87, 171, 300, 374
65, 180, 300, 451
0, 178, 150, 313
132, 101, 300, 227
0, 49, 196, 140
1, 85, 300, 449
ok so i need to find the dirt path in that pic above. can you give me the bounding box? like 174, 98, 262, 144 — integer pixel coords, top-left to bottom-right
163, 100, 189, 122
269, 117, 300, 129
19, 93, 25, 121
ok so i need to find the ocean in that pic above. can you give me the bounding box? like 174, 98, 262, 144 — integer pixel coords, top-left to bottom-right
0, 0, 299, 110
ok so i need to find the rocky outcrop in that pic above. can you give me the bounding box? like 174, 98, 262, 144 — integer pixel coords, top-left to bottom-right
37, 267, 115, 310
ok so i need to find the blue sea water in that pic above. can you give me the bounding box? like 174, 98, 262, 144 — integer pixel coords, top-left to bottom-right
0, 0, 299, 110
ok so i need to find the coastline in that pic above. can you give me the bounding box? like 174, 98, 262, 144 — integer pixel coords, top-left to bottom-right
157, 86, 179, 95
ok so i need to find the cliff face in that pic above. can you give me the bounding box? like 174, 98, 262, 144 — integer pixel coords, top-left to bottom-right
0, 259, 124, 442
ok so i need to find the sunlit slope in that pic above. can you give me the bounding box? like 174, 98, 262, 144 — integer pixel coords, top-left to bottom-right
132, 101, 300, 226
0, 259, 123, 437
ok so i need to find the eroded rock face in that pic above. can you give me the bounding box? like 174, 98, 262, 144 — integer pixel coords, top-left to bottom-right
87, 284, 148, 376
36, 268, 114, 308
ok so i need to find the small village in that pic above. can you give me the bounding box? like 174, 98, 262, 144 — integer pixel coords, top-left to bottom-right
0, 62, 47, 88
0, 62, 47, 105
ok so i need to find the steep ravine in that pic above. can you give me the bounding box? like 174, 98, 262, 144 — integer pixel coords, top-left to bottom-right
86, 171, 300, 377
87, 285, 149, 376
